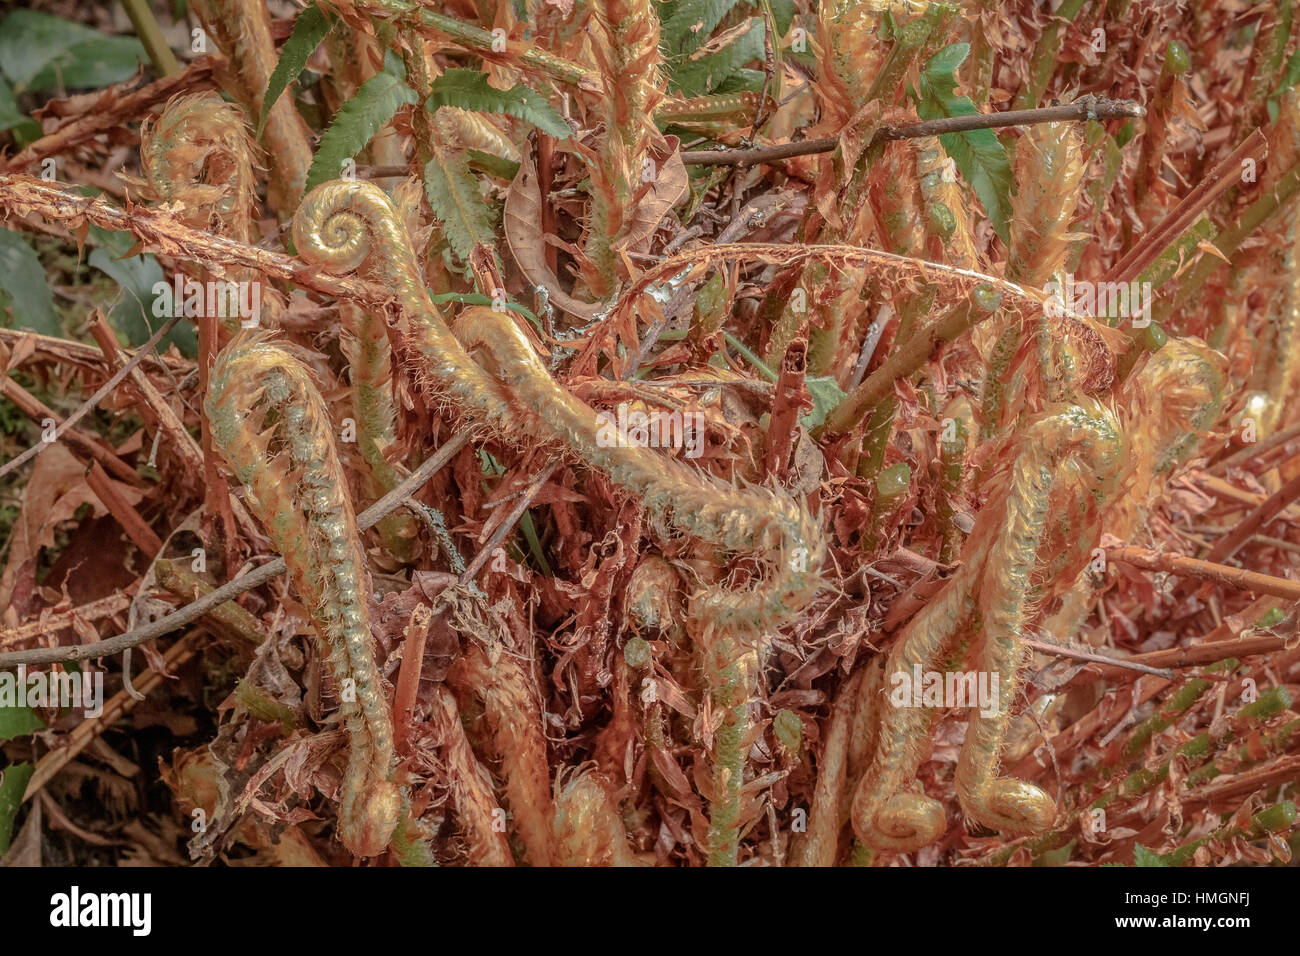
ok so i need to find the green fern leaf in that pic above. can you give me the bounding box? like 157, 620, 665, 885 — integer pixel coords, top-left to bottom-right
304, 72, 417, 193
669, 17, 764, 96
914, 43, 1013, 245
659, 0, 746, 58
258, 4, 334, 137
422, 154, 495, 262
425, 69, 570, 139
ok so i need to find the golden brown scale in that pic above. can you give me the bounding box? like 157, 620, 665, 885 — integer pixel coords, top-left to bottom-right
551, 769, 642, 866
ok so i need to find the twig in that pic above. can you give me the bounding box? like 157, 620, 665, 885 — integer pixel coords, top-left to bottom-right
1023, 638, 1176, 679
0, 314, 181, 480
119, 0, 181, 76
0, 432, 472, 668
22, 631, 201, 802
1200, 468, 1300, 566
0, 327, 192, 374
84, 461, 164, 557
0, 175, 391, 308
1108, 543, 1300, 600
459, 462, 557, 583
680, 97, 1144, 166
1104, 130, 1267, 284
0, 375, 145, 488
153, 558, 264, 645
1071, 632, 1289, 688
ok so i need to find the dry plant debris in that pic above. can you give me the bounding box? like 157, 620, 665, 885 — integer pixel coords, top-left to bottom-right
0, 0, 1297, 868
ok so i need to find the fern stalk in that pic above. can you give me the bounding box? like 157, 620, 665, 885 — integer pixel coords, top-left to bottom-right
207, 334, 399, 858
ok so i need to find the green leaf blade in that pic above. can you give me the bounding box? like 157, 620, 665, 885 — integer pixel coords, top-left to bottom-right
304, 72, 418, 193
915, 42, 1012, 245
659, 0, 746, 59
426, 69, 569, 139
259, 4, 333, 137
0, 229, 60, 337
422, 155, 496, 262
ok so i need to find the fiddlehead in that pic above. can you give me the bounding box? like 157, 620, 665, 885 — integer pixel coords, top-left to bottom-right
551, 768, 641, 866
190, 0, 312, 213
206, 334, 398, 857
850, 561, 977, 852
136, 92, 259, 243
957, 403, 1121, 836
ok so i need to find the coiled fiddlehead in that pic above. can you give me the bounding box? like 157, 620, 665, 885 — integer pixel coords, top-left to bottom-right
852, 402, 1122, 851
958, 403, 1121, 835
137, 92, 259, 242
293, 180, 826, 634
552, 768, 641, 866
206, 333, 399, 857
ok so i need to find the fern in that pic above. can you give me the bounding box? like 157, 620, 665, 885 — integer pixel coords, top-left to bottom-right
304, 71, 418, 193
659, 0, 746, 59
914, 43, 1013, 245
426, 69, 570, 139
258, 3, 333, 137
668, 17, 764, 97
422, 153, 496, 262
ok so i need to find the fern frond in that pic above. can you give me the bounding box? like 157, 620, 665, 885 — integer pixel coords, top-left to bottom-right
207, 333, 399, 858
304, 70, 418, 193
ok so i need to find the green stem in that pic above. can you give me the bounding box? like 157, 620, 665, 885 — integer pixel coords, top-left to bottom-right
120, 0, 180, 76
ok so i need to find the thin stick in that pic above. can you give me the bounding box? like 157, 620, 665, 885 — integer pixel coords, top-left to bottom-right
119, 0, 181, 76
0, 432, 472, 668
22, 632, 200, 802
1109, 544, 1300, 601
0, 314, 181, 480
459, 462, 557, 583
1023, 638, 1176, 679
680, 97, 1144, 166
1200, 468, 1300, 566
354, 98, 1146, 177
85, 462, 164, 557
1103, 130, 1267, 284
